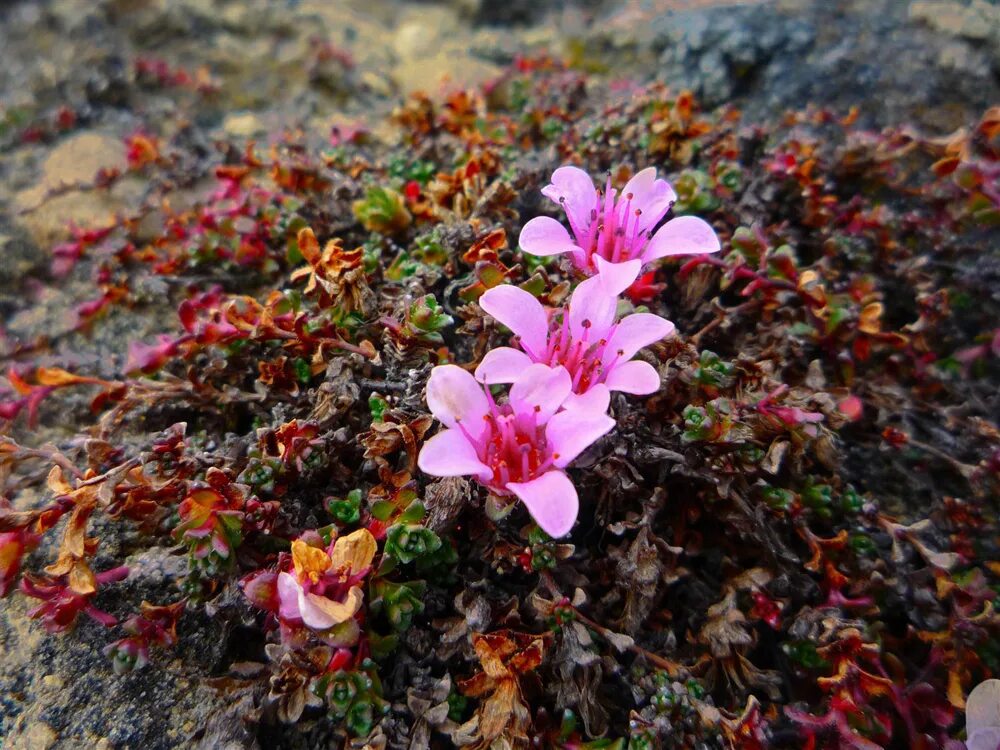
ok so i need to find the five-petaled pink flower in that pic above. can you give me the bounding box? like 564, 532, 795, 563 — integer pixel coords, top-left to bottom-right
519, 166, 721, 284
476, 273, 675, 412
417, 364, 615, 537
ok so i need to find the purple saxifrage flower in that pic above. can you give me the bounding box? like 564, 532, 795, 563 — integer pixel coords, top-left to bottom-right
417, 363, 614, 537
475, 272, 674, 412
276, 529, 376, 631
519, 165, 721, 284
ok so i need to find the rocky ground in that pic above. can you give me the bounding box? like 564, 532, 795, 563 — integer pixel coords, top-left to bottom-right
1, 1, 998, 748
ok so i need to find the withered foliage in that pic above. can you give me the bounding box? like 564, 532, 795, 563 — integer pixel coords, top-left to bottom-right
454, 630, 549, 749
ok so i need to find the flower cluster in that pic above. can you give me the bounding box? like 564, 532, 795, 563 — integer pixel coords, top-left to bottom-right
4, 49, 997, 746
417, 166, 719, 537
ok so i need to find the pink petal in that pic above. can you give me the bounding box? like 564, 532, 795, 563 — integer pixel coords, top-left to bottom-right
518, 216, 578, 257
568, 275, 617, 342
479, 285, 550, 357
475, 347, 535, 384
298, 589, 356, 630
603, 313, 675, 367
594, 255, 642, 295
968, 728, 1000, 750
426, 365, 490, 441
508, 364, 572, 424
604, 360, 661, 395
967, 680, 1000, 736
418, 428, 491, 480
619, 167, 677, 233
277, 572, 303, 621
562, 384, 611, 413
298, 594, 333, 629
546, 409, 615, 468
541, 166, 598, 236
642, 216, 720, 263
507, 470, 579, 538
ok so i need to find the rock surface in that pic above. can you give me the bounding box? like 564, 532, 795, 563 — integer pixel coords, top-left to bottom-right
589, 0, 1000, 130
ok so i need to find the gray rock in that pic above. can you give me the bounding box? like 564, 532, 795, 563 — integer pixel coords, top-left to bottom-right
653, 5, 815, 107
588, 0, 1000, 131
0, 575, 238, 749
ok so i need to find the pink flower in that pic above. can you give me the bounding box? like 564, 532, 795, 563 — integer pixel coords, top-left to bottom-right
967, 680, 1000, 750
475, 273, 675, 412
417, 364, 615, 537
519, 166, 721, 284
277, 530, 376, 631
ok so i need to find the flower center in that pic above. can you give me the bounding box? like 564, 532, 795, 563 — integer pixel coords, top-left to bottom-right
559, 177, 656, 272
457, 401, 556, 490
525, 314, 623, 395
